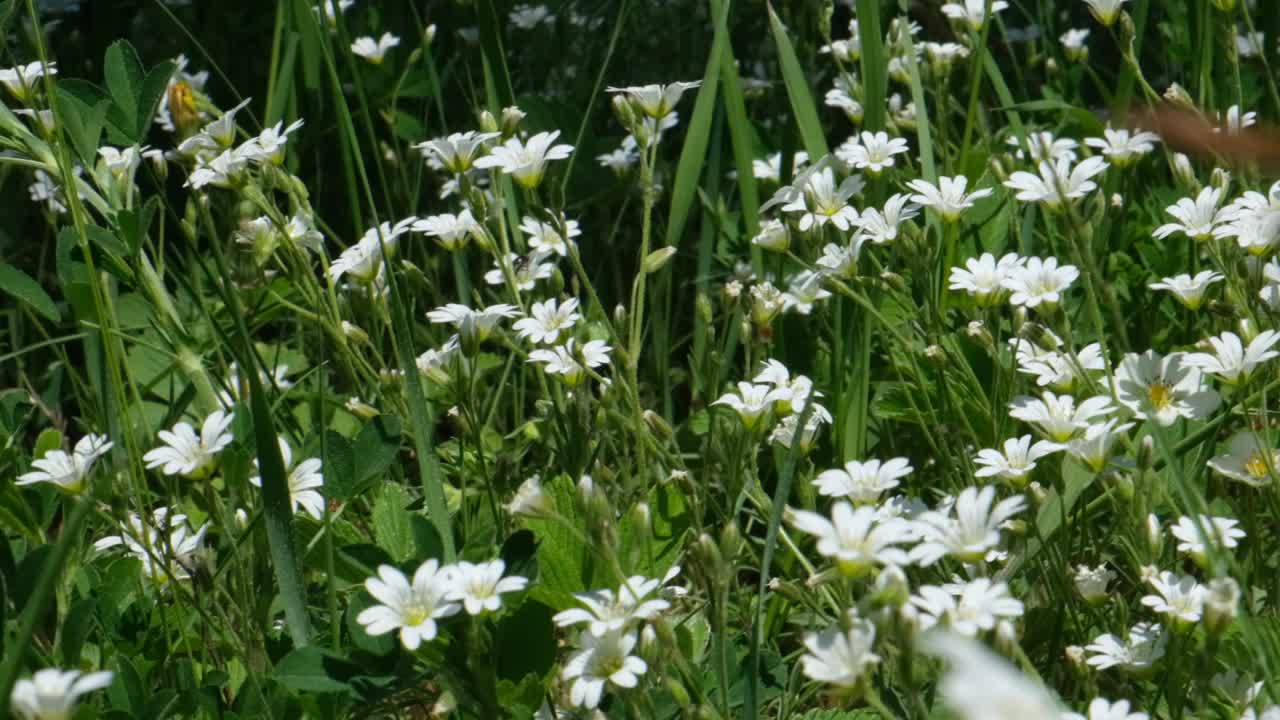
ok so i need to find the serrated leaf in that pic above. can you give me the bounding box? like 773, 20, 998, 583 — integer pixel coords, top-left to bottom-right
0, 263, 60, 322
372, 483, 414, 563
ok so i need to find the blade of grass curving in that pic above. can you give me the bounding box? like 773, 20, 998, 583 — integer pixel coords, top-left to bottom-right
767, 4, 829, 158
855, 0, 887, 133
664, 0, 730, 250
746, 401, 818, 720
476, 0, 515, 110
712, 0, 759, 244
896, 0, 936, 181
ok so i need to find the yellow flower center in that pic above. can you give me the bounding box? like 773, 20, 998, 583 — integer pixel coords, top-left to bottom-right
403, 603, 431, 627
1147, 382, 1174, 410
1246, 452, 1273, 479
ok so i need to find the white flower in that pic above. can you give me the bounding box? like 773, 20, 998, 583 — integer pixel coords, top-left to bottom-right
427, 303, 519, 343
913, 578, 1025, 636
1007, 131, 1079, 163
925, 631, 1062, 720
782, 270, 832, 314
562, 630, 647, 709
1074, 564, 1116, 605
473, 130, 573, 188
712, 382, 790, 430
10, 668, 113, 720
0, 61, 56, 102
1085, 623, 1166, 672
1112, 350, 1220, 426
1082, 0, 1129, 26
950, 253, 1025, 305
814, 239, 864, 278
973, 435, 1063, 483
598, 141, 639, 173
787, 502, 914, 576
753, 359, 819, 413
1185, 330, 1280, 385
825, 82, 864, 123
1170, 515, 1246, 564
328, 219, 416, 284
836, 131, 909, 174
484, 251, 556, 291
769, 404, 833, 452
415, 131, 500, 174
143, 410, 234, 477
1218, 104, 1258, 134
1210, 432, 1280, 487
1009, 391, 1114, 442
514, 297, 582, 344
1004, 156, 1108, 211
413, 210, 481, 250
447, 560, 528, 615
752, 219, 791, 252
315, 0, 354, 27
1063, 698, 1149, 720
528, 339, 612, 385
812, 458, 913, 504
553, 576, 670, 636
357, 561, 460, 650
1149, 270, 1223, 310
1084, 127, 1159, 167
800, 613, 881, 687
351, 33, 400, 63
507, 475, 553, 517
942, 0, 1009, 30
1141, 571, 1207, 625
781, 166, 863, 232
607, 81, 701, 119
1067, 419, 1134, 472
509, 3, 554, 29
906, 175, 993, 222
16, 434, 113, 493
1060, 29, 1091, 62
1152, 187, 1223, 241
910, 485, 1026, 565
249, 437, 325, 520
924, 41, 970, 70
858, 193, 919, 244
1002, 256, 1079, 308
1015, 341, 1106, 392
520, 215, 581, 256
752, 151, 809, 182
94, 508, 208, 585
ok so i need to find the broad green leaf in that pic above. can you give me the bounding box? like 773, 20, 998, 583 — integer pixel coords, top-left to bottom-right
59, 597, 96, 666
496, 601, 557, 683
104, 40, 145, 134
54, 87, 109, 167
33, 428, 62, 460
766, 4, 829, 158
0, 263, 60, 322
322, 430, 357, 500
273, 647, 357, 694
372, 483, 414, 563
344, 592, 397, 655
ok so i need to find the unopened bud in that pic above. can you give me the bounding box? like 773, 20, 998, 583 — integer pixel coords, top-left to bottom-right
752, 219, 790, 252
923, 344, 948, 368
643, 246, 678, 274
341, 320, 370, 345
696, 292, 714, 324
1146, 513, 1163, 557
1237, 318, 1258, 343
612, 94, 637, 132
1065, 645, 1088, 671
1018, 322, 1058, 352
500, 106, 526, 136
1163, 82, 1195, 110
642, 409, 673, 438
1027, 481, 1049, 506
878, 270, 906, 292
478, 110, 499, 134
967, 320, 994, 349
1211, 167, 1232, 192
720, 522, 744, 565
234, 508, 249, 530
664, 678, 692, 710
1205, 577, 1240, 633
1171, 152, 1197, 190
1137, 435, 1155, 471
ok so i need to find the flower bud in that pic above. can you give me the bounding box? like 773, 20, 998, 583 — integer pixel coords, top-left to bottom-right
478, 110, 499, 134
643, 246, 678, 274
1238, 318, 1259, 343
1212, 167, 1232, 192
994, 620, 1020, 655
1171, 152, 1197, 190
1073, 564, 1115, 606
501, 106, 526, 136
871, 565, 910, 608
1146, 513, 1163, 557
923, 344, 948, 368
642, 409, 673, 439
664, 678, 692, 710
1163, 82, 1196, 111
345, 396, 379, 419
1205, 577, 1240, 633
966, 320, 994, 349
1065, 645, 1088, 672
234, 507, 249, 530
611, 94, 637, 133
751, 219, 790, 252
341, 320, 370, 345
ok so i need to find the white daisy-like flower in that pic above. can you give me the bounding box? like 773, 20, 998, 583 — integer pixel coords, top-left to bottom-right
949, 253, 1025, 305
527, 339, 612, 385
1185, 330, 1280, 385
910, 485, 1026, 565
16, 434, 113, 493
941, 0, 1009, 30
484, 251, 557, 291
520, 215, 581, 256
249, 436, 325, 520
752, 151, 810, 183
553, 574, 672, 636
427, 303, 519, 343
812, 457, 913, 504
768, 404, 833, 453
753, 218, 791, 252
473, 130, 574, 188
924, 41, 970, 71
356, 560, 461, 650
240, 118, 305, 165
1170, 515, 1246, 565
414, 131, 500, 174
1060, 29, 1091, 62
973, 435, 1063, 483
787, 502, 914, 576
0, 60, 56, 102
1003, 156, 1109, 211
513, 297, 582, 344
1085, 623, 1166, 673
447, 560, 529, 615
1209, 432, 1280, 487
1007, 131, 1079, 164
351, 32, 400, 63
1140, 571, 1207, 626
1218, 104, 1258, 134
857, 193, 919, 245
1015, 342, 1107, 393
799, 612, 881, 687
1002, 256, 1079, 308
1082, 0, 1129, 26
1084, 127, 1159, 167
328, 219, 416, 284
925, 631, 1063, 720
912, 578, 1025, 636
1067, 419, 1134, 472
1149, 270, 1223, 310
712, 381, 791, 431
10, 667, 114, 720
906, 175, 992, 222
1152, 187, 1224, 241
561, 630, 647, 709
507, 475, 553, 517
753, 359, 819, 414
142, 410, 234, 478
814, 239, 864, 278
780, 166, 863, 232
1112, 350, 1220, 426
1063, 698, 1149, 720
1073, 564, 1117, 605
413, 209, 481, 251
94, 508, 208, 586
824, 78, 864, 124
782, 270, 833, 315
416, 336, 462, 385
835, 131, 909, 174
1008, 391, 1114, 442
606, 81, 701, 119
